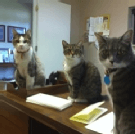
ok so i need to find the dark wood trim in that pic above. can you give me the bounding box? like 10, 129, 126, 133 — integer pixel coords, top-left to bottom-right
133, 13, 135, 44
132, 9, 135, 44
0, 63, 14, 67
0, 83, 112, 134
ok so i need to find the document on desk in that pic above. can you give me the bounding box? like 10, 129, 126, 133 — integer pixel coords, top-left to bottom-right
70, 101, 107, 124
26, 93, 72, 111
85, 112, 113, 134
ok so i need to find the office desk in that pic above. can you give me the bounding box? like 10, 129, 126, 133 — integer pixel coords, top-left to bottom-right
0, 84, 112, 134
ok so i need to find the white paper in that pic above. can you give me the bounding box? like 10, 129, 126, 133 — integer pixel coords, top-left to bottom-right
103, 30, 110, 35
0, 54, 3, 62
89, 17, 95, 26
89, 36, 95, 42
89, 26, 94, 35
85, 112, 113, 134
95, 17, 99, 26
94, 18, 98, 32
26, 93, 73, 111
99, 17, 103, 24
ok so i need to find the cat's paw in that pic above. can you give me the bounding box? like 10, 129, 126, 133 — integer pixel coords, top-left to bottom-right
14, 86, 19, 90
67, 96, 75, 102
26, 85, 33, 90
75, 99, 88, 103
111, 127, 117, 134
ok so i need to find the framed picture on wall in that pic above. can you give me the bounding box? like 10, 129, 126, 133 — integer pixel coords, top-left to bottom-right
0, 25, 5, 42
7, 26, 26, 43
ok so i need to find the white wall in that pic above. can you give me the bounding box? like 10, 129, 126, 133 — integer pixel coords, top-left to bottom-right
0, 0, 32, 80
59, 0, 81, 44
0, 0, 32, 50
36, 0, 71, 78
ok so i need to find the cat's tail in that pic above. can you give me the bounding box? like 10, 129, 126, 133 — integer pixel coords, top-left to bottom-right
88, 94, 109, 104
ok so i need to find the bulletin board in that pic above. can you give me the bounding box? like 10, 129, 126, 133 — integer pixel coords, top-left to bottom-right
100, 14, 110, 31
84, 14, 110, 49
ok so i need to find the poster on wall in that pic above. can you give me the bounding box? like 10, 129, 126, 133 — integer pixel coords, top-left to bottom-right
0, 25, 5, 42
7, 26, 26, 43
0, 48, 9, 63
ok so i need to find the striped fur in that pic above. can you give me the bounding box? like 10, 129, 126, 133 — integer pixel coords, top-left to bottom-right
13, 29, 46, 89
95, 30, 135, 134
62, 40, 108, 104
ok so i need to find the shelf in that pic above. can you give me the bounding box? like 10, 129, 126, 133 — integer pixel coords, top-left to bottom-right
0, 63, 14, 67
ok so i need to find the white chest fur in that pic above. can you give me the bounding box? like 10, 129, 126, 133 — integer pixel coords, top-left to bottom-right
14, 47, 33, 78
106, 70, 118, 109
63, 57, 81, 85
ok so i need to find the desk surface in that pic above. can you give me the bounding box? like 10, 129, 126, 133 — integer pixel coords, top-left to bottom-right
0, 84, 112, 134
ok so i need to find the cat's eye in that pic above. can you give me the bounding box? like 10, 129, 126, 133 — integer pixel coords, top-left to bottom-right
117, 51, 121, 55
103, 50, 108, 55
117, 50, 126, 55
23, 40, 27, 43
121, 50, 126, 54
16, 40, 19, 43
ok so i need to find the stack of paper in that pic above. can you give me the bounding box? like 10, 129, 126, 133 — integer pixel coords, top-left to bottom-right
26, 93, 72, 111
70, 101, 107, 124
85, 112, 113, 134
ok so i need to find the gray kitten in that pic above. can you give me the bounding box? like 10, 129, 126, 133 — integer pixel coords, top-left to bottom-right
95, 30, 135, 134
13, 29, 46, 89
62, 40, 108, 103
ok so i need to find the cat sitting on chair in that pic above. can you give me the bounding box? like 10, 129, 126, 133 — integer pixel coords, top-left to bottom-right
13, 29, 46, 90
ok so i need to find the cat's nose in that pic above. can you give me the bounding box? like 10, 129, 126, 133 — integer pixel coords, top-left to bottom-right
110, 61, 113, 64
20, 45, 23, 48
71, 51, 74, 55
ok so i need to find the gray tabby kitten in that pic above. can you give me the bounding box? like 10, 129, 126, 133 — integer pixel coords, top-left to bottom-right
62, 40, 108, 103
95, 30, 135, 134
13, 29, 46, 89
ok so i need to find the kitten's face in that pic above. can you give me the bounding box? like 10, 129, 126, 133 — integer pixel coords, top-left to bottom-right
62, 40, 83, 59
95, 30, 134, 69
12, 29, 31, 52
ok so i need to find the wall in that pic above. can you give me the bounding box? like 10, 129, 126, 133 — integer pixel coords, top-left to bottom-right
80, 0, 130, 38
0, 0, 32, 50
0, 0, 32, 80
79, 0, 135, 82
60, 0, 81, 44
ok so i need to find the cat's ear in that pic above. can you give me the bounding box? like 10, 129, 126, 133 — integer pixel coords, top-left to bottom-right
12, 29, 18, 37
26, 29, 31, 37
62, 40, 68, 48
94, 33, 106, 46
121, 30, 133, 44
77, 40, 83, 46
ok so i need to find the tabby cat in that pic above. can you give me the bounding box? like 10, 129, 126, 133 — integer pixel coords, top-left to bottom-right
13, 29, 46, 89
95, 30, 135, 134
62, 40, 108, 103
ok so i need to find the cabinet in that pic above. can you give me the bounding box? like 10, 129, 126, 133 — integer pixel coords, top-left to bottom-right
0, 101, 28, 134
